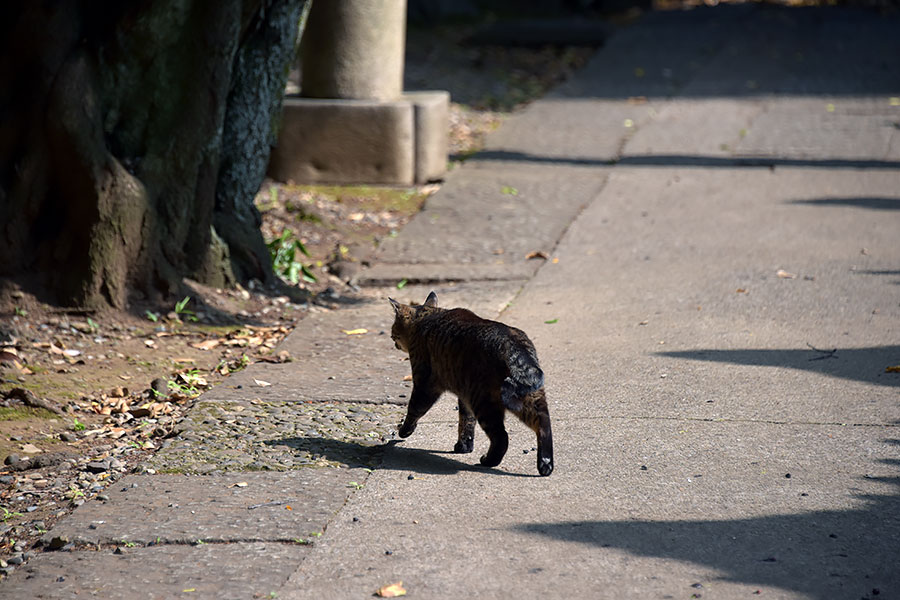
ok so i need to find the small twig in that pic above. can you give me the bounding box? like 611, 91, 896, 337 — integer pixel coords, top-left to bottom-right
247, 500, 297, 510
806, 343, 838, 361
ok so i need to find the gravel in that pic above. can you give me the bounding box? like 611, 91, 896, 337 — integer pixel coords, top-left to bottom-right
143, 399, 405, 474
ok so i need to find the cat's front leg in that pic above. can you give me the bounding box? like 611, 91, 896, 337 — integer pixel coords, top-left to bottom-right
454, 398, 475, 453
399, 382, 441, 438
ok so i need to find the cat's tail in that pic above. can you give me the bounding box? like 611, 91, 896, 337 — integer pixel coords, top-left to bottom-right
501, 345, 544, 412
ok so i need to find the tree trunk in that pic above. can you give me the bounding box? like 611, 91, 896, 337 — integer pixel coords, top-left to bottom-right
0, 0, 308, 309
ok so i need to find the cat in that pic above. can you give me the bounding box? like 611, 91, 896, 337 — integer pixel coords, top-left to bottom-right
389, 291, 554, 476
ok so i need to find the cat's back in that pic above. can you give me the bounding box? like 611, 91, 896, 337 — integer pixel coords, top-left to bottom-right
419, 307, 534, 357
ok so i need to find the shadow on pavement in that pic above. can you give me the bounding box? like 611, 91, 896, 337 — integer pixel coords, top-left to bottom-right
514, 448, 900, 599
465, 150, 900, 170
657, 345, 900, 388
265, 437, 536, 478
789, 197, 900, 211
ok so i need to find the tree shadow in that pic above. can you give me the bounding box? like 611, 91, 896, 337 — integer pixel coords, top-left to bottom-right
264, 436, 535, 478
657, 345, 900, 388
789, 198, 900, 211
513, 451, 900, 599
461, 150, 900, 171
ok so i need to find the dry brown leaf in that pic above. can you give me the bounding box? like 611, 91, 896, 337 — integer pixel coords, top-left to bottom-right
886, 365, 900, 373
776, 269, 797, 279
402, 374, 413, 382
375, 582, 407, 598
341, 328, 368, 335
254, 379, 272, 387
525, 250, 549, 260
191, 339, 221, 351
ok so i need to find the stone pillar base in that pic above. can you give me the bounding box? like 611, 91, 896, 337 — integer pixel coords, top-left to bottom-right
267, 91, 449, 186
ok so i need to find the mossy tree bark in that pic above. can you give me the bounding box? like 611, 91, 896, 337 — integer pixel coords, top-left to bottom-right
0, 0, 308, 309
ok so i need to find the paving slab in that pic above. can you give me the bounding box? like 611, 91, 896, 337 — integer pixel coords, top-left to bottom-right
504, 166, 900, 426
371, 167, 607, 267
280, 418, 900, 599
2, 542, 308, 600
41, 470, 361, 545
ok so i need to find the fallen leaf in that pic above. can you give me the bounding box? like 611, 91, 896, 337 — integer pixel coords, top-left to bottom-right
342, 328, 368, 335
191, 339, 220, 351
253, 379, 272, 388
21, 443, 42, 454
375, 582, 407, 598
736, 288, 748, 293
639, 320, 649, 326
525, 250, 549, 260
402, 374, 413, 382
501, 186, 518, 196
229, 481, 248, 488
396, 279, 408, 290
551, 257, 559, 264
63, 348, 82, 357
776, 269, 797, 279
544, 318, 559, 324
623, 118, 634, 128
627, 95, 647, 105
886, 365, 900, 373
890, 97, 900, 107
143, 340, 156, 348
285, 505, 292, 511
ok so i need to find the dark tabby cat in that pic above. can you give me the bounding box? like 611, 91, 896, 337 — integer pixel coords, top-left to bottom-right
389, 291, 553, 476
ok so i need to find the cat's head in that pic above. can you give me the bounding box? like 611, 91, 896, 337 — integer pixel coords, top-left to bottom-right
388, 291, 439, 352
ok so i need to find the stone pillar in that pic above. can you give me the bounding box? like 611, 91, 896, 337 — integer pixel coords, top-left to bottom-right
301, 0, 406, 101
267, 0, 449, 186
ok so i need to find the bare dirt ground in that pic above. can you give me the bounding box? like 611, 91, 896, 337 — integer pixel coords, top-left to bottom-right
0, 22, 592, 567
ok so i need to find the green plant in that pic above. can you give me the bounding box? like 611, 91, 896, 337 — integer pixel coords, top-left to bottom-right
72, 418, 86, 432
174, 296, 198, 322
87, 317, 99, 332
145, 310, 159, 323
168, 379, 200, 398
1, 507, 23, 522
14, 306, 26, 317
267, 230, 317, 284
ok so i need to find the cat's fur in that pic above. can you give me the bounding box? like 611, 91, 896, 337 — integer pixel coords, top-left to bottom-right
389, 292, 553, 476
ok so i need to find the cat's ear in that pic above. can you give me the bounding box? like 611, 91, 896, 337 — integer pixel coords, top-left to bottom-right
424, 291, 438, 308
388, 297, 402, 314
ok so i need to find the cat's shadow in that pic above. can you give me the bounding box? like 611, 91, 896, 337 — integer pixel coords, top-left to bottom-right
264, 436, 537, 478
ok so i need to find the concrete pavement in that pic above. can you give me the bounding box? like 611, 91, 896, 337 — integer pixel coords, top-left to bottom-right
4, 4, 900, 599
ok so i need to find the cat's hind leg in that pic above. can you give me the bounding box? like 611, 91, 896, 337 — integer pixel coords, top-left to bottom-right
454, 398, 476, 453
475, 401, 509, 468
511, 388, 554, 476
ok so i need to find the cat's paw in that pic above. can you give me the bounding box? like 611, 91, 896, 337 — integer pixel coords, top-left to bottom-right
479, 453, 502, 468
453, 438, 474, 454
398, 420, 416, 438
537, 455, 553, 476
